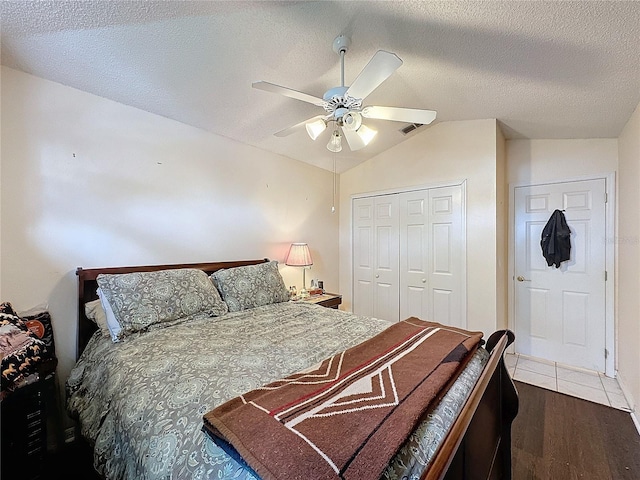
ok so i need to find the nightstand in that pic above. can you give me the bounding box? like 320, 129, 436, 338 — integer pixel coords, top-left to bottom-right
1, 360, 57, 480
302, 293, 342, 309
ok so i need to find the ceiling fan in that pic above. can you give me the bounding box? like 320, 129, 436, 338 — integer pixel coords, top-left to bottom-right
252, 35, 437, 153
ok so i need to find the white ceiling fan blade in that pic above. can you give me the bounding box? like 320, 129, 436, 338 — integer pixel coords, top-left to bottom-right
341, 127, 367, 151
345, 50, 403, 101
252, 81, 325, 106
361, 106, 437, 125
273, 115, 327, 137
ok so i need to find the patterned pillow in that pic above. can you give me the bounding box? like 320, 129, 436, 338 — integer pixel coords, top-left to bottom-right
22, 310, 56, 356
1, 309, 49, 392
211, 260, 289, 312
96, 268, 228, 340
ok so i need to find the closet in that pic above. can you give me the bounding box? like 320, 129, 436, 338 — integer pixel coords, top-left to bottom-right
352, 184, 465, 327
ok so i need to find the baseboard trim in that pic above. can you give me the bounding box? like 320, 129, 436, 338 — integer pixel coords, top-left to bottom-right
616, 375, 639, 435
631, 412, 640, 436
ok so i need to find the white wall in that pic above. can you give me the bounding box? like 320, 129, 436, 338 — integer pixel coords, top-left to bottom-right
507, 139, 618, 185
617, 101, 640, 413
0, 67, 339, 418
339, 119, 503, 337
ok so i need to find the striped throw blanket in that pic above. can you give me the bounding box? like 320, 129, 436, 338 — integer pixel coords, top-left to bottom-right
203, 318, 483, 480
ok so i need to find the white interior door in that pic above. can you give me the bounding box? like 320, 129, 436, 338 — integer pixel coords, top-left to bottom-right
514, 179, 606, 372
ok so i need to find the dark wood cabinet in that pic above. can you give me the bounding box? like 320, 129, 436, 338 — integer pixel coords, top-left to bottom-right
1, 372, 55, 480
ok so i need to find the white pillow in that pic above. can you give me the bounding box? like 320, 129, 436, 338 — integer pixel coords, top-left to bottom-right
84, 299, 110, 338
97, 287, 122, 342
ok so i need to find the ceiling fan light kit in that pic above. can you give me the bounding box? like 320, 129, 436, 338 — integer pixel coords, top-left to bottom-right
327, 130, 343, 153
305, 118, 327, 140
342, 111, 362, 131
253, 35, 436, 153
356, 124, 377, 144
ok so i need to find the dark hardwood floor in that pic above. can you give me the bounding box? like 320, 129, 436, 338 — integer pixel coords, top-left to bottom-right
41, 381, 640, 480
512, 380, 640, 480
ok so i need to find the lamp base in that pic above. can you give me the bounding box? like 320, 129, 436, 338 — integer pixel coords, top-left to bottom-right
299, 267, 310, 298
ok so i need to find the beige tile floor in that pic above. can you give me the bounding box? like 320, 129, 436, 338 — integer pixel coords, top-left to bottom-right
506, 353, 631, 411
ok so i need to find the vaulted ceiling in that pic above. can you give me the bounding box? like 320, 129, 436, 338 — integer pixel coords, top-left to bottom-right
2, 1, 639, 173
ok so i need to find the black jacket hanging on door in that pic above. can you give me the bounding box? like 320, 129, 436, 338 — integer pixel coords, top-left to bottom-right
540, 209, 571, 268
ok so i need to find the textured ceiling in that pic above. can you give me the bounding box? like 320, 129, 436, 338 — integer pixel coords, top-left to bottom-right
2, 1, 639, 173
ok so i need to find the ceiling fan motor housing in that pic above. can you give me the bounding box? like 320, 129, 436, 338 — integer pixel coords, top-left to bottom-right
323, 86, 348, 102
322, 86, 362, 117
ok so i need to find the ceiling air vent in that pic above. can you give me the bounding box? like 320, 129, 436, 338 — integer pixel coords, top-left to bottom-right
400, 123, 424, 135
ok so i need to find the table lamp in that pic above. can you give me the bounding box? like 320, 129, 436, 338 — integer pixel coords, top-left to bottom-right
285, 243, 313, 298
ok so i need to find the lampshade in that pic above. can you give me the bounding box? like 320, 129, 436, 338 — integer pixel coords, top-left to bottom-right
342, 111, 362, 131
356, 124, 377, 146
285, 243, 313, 267
305, 118, 327, 140
327, 130, 342, 153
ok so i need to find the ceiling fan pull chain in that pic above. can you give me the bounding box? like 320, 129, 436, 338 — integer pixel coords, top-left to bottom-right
332, 152, 337, 213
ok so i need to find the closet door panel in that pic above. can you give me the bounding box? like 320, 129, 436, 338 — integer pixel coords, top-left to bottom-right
432, 224, 452, 274
400, 190, 429, 320
352, 198, 375, 317
374, 196, 399, 322
429, 186, 464, 328
432, 288, 453, 324
405, 286, 427, 319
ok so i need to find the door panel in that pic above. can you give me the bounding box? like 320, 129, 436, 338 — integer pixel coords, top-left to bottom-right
433, 224, 452, 273
514, 179, 606, 371
562, 291, 588, 346
406, 286, 426, 317
527, 288, 549, 339
433, 288, 453, 324
355, 280, 373, 317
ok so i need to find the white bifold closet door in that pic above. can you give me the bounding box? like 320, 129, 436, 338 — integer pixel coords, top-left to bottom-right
352, 194, 400, 321
353, 185, 464, 327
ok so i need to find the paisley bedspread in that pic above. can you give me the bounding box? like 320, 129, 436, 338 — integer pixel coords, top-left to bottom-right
66, 301, 487, 480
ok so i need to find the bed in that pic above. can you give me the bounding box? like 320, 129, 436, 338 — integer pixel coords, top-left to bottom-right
68, 258, 518, 480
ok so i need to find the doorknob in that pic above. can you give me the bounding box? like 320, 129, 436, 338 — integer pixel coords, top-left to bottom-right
375, 274, 379, 278
516, 275, 531, 282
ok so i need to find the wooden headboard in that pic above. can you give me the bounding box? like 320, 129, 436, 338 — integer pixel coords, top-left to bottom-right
75, 258, 269, 360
